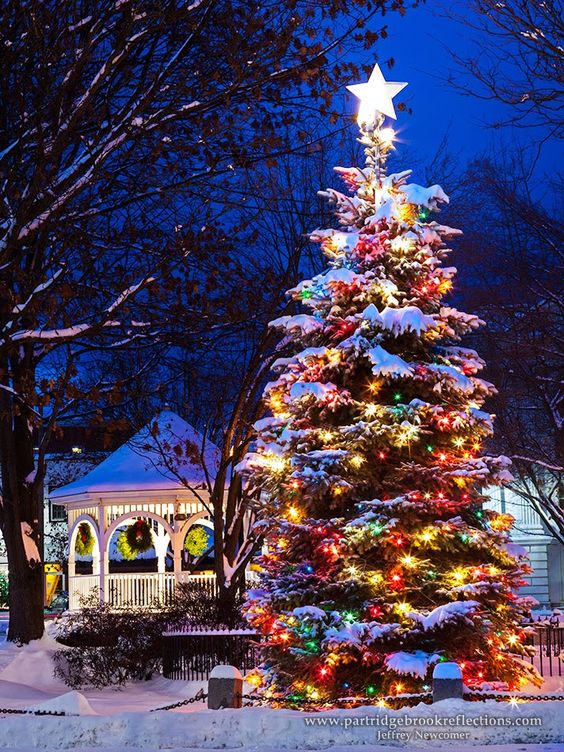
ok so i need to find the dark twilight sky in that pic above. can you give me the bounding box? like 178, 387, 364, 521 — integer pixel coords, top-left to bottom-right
343, 0, 559, 198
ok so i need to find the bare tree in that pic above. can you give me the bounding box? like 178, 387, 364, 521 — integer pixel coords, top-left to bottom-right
453, 154, 563, 543
0, 0, 410, 642
144, 142, 335, 612
447, 0, 564, 139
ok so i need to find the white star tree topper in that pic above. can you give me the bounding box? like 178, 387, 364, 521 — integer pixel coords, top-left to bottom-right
347, 64, 408, 125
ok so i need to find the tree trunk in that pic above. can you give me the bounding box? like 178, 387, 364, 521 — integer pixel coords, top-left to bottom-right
0, 355, 45, 643
3, 508, 44, 643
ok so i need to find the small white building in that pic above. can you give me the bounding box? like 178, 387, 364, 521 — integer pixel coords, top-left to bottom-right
50, 409, 218, 610
486, 486, 564, 608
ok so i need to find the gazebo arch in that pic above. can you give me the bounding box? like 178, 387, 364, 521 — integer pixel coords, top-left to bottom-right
49, 409, 221, 609
68, 514, 102, 580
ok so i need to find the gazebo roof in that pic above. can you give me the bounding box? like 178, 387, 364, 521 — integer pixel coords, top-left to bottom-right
50, 409, 220, 501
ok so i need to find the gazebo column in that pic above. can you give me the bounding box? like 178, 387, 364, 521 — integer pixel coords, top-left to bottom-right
98, 503, 108, 603
155, 528, 168, 575
172, 529, 183, 583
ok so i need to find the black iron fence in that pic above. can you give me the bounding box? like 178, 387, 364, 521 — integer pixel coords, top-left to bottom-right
162, 630, 262, 680
161, 622, 564, 682
525, 623, 564, 678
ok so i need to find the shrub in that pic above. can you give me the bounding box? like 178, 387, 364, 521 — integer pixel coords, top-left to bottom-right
53, 583, 246, 688
54, 595, 165, 688
169, 581, 246, 631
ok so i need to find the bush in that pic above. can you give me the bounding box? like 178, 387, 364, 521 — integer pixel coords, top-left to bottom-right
53, 584, 246, 688
169, 581, 246, 631
54, 595, 165, 688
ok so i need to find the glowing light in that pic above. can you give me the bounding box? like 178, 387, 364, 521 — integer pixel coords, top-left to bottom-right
262, 453, 287, 473
421, 531, 433, 543
366, 685, 376, 695
439, 452, 447, 462
401, 555, 416, 568
246, 672, 263, 687
319, 430, 334, 443
394, 682, 404, 694
452, 569, 465, 583
508, 697, 521, 708
378, 451, 387, 460
365, 403, 379, 418
453, 437, 465, 448
391, 236, 412, 253
368, 379, 382, 394
507, 634, 519, 646
350, 455, 365, 468
380, 126, 396, 145
396, 602, 411, 615
377, 698, 387, 708
288, 506, 301, 521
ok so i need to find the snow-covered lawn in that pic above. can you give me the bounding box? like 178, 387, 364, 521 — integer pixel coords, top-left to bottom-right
0, 634, 562, 751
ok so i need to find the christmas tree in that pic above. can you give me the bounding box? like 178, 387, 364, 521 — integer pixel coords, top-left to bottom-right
241, 65, 539, 704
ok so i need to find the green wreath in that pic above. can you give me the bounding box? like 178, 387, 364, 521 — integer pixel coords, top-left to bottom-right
116, 530, 137, 561
125, 519, 153, 554
75, 522, 94, 556
184, 526, 210, 557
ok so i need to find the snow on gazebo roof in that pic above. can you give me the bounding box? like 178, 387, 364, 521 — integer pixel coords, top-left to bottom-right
50, 409, 220, 501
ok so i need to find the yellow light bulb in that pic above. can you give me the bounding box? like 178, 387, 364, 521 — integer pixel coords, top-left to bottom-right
380, 127, 396, 145
365, 403, 379, 418
396, 602, 411, 614
326, 349, 341, 366
288, 506, 300, 521
453, 437, 465, 448
368, 379, 382, 394
350, 455, 365, 468
421, 531, 433, 543
401, 555, 416, 568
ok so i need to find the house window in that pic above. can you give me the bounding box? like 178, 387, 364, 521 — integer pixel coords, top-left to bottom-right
50, 501, 67, 522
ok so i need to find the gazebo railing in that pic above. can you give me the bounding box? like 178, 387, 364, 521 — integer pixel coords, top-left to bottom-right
68, 571, 217, 610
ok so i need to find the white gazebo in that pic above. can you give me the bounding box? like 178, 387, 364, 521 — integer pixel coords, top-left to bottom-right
50, 409, 219, 610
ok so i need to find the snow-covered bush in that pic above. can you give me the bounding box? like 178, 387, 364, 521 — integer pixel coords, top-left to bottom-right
54, 596, 165, 688
53, 584, 246, 687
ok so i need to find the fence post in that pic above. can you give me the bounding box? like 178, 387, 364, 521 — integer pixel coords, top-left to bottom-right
432, 662, 464, 703
208, 665, 243, 709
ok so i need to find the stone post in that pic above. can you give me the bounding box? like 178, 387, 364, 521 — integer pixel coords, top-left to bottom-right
432, 662, 464, 703
207, 665, 243, 709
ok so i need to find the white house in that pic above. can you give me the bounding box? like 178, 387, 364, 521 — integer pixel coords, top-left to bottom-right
485, 486, 564, 608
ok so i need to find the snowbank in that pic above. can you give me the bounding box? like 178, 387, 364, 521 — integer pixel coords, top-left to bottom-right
0, 698, 562, 750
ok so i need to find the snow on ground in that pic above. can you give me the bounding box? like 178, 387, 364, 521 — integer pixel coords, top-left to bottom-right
0, 634, 562, 751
